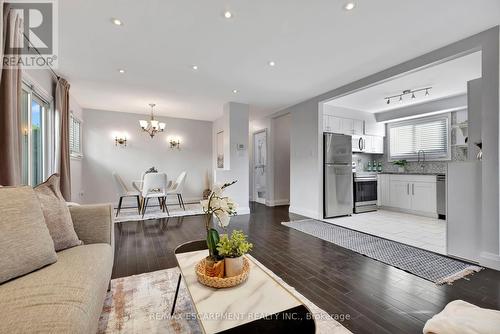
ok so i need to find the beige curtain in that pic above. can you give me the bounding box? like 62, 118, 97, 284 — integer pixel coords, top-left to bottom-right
55, 78, 71, 200
0, 4, 22, 186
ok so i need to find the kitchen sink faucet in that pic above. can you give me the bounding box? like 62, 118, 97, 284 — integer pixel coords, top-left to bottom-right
417, 150, 426, 172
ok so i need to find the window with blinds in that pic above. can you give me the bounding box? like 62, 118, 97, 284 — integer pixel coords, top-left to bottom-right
388, 114, 450, 161
69, 114, 82, 156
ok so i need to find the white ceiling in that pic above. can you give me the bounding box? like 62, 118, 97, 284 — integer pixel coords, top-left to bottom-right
58, 1, 500, 121
325, 51, 482, 113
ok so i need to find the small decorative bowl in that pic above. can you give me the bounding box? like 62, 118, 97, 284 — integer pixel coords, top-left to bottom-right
195, 257, 250, 288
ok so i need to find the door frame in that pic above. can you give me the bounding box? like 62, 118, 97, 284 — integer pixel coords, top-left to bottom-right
252, 129, 268, 205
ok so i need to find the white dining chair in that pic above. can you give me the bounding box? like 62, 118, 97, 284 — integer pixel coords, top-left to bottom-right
141, 172, 168, 217
112, 172, 141, 217
167, 171, 187, 210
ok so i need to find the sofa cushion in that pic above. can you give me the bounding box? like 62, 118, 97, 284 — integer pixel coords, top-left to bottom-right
0, 243, 113, 334
0, 186, 57, 284
34, 174, 82, 251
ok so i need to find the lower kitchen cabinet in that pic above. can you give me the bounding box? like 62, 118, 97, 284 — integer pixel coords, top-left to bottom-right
378, 174, 438, 217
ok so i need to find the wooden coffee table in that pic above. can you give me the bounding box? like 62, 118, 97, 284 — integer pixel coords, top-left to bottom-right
171, 240, 315, 333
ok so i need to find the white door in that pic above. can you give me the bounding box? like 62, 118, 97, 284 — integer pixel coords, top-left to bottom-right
410, 182, 437, 213
330, 116, 343, 133
341, 118, 354, 134
353, 119, 364, 135
390, 180, 411, 209
253, 130, 267, 204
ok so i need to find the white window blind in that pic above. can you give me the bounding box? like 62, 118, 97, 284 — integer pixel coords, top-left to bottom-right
388, 114, 450, 161
69, 115, 82, 156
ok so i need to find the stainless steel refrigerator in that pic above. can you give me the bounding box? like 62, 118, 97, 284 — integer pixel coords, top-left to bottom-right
324, 133, 353, 218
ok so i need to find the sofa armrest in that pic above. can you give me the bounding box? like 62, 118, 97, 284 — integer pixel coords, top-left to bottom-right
69, 204, 114, 248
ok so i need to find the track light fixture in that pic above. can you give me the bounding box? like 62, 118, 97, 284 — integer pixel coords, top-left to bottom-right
384, 87, 432, 105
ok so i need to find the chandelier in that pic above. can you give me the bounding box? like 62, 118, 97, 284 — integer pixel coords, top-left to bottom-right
139, 103, 165, 138
385, 87, 432, 105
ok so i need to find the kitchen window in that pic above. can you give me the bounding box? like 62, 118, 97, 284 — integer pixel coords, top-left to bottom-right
69, 114, 82, 157
388, 114, 451, 161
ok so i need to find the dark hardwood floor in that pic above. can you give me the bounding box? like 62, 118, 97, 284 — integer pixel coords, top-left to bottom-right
112, 203, 500, 334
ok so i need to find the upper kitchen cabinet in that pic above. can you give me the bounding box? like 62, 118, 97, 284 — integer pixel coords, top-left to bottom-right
365, 120, 386, 137
323, 116, 364, 135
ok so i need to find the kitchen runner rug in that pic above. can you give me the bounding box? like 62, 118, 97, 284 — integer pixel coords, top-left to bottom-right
282, 219, 482, 285
97, 256, 352, 334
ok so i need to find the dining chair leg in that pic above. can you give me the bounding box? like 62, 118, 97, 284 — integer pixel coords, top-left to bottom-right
142, 198, 150, 218
158, 197, 163, 211
164, 197, 170, 215
116, 197, 123, 217
136, 196, 141, 214
179, 194, 186, 210
177, 194, 182, 208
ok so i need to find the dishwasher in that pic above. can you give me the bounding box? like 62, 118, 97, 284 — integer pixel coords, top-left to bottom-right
436, 174, 446, 220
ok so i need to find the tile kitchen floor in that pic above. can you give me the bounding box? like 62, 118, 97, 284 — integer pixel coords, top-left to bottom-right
323, 210, 446, 254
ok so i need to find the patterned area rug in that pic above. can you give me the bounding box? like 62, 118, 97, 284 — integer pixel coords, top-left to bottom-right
282, 219, 482, 285
98, 256, 352, 334
115, 203, 204, 223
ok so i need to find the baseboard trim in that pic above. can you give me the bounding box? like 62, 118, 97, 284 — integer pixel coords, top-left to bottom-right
479, 252, 500, 270
266, 199, 290, 207
289, 206, 319, 220
378, 206, 438, 219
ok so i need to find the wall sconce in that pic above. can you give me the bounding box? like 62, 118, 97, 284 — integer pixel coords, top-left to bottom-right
115, 135, 127, 147
169, 138, 181, 150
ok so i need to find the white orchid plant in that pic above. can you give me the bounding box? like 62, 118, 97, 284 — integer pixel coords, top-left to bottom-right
201, 181, 238, 260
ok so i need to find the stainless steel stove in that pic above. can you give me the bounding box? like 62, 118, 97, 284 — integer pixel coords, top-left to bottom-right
353, 171, 378, 213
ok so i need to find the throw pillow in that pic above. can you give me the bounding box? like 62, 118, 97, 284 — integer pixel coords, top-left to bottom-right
34, 174, 82, 251
0, 186, 58, 284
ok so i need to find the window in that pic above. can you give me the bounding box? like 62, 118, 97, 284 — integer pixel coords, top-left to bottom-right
69, 114, 82, 157
388, 114, 450, 161
21, 84, 51, 186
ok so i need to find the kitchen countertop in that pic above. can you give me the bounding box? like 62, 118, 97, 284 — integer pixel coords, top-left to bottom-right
379, 171, 446, 176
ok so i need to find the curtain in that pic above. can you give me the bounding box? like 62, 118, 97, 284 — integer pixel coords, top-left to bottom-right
0, 4, 22, 186
55, 78, 71, 200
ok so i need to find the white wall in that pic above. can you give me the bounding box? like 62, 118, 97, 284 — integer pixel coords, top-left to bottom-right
272, 113, 291, 205
69, 95, 83, 202
213, 102, 250, 214
81, 109, 212, 205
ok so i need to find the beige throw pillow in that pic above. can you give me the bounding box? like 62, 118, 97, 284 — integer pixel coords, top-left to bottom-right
34, 174, 82, 251
0, 187, 58, 284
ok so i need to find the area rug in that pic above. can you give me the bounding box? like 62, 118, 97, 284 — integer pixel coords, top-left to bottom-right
282, 219, 482, 285
97, 256, 352, 334
115, 203, 204, 223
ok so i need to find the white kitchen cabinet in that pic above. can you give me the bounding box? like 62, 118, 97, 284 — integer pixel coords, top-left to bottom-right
389, 180, 412, 210
365, 121, 386, 137
353, 119, 364, 135
341, 118, 354, 134
323, 115, 343, 133
377, 174, 390, 206
370, 136, 384, 154
379, 174, 438, 217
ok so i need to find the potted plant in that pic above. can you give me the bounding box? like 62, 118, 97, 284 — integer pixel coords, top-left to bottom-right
200, 181, 238, 277
393, 159, 408, 173
217, 230, 253, 277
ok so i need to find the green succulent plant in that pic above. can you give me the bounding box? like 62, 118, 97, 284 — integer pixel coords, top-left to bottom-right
216, 230, 253, 258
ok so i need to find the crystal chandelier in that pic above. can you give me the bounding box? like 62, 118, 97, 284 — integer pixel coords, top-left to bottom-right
139, 103, 165, 138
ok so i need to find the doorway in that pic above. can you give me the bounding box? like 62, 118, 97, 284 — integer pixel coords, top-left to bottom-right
253, 130, 267, 204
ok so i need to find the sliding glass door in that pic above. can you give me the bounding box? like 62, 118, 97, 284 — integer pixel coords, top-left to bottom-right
21, 84, 51, 186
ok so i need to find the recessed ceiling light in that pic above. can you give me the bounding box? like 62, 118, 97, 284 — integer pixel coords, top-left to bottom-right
268, 61, 276, 67
118, 69, 126, 74
223, 11, 232, 19
111, 18, 123, 26
232, 89, 238, 94
192, 65, 198, 70
343, 2, 356, 11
